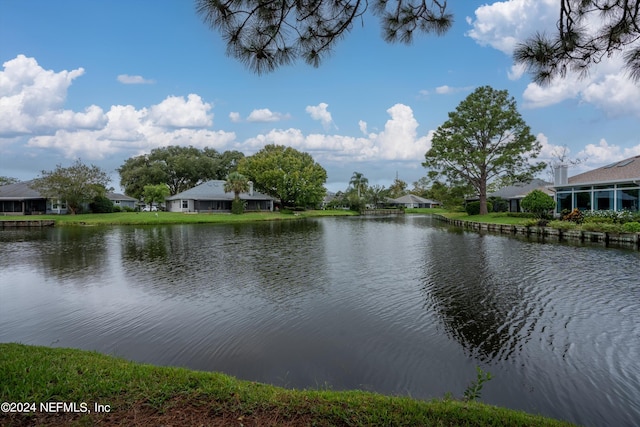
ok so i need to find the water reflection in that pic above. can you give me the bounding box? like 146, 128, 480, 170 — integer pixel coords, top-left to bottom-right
421, 232, 538, 361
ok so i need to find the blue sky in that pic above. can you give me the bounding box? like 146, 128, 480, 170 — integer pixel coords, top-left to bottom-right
1, 0, 639, 193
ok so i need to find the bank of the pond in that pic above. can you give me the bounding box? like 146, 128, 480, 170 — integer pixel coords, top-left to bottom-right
0, 344, 575, 427
0, 210, 358, 226
424, 211, 640, 250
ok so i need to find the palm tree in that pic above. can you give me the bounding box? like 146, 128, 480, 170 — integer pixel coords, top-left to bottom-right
349, 171, 368, 198
224, 172, 249, 214
368, 185, 387, 209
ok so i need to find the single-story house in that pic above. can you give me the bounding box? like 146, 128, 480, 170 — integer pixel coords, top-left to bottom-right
106, 192, 137, 210
489, 178, 554, 213
387, 194, 440, 209
165, 180, 275, 213
0, 180, 67, 215
553, 155, 640, 213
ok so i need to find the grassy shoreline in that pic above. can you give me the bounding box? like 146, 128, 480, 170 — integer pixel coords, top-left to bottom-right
0, 343, 575, 426
0, 209, 359, 226
0, 208, 529, 227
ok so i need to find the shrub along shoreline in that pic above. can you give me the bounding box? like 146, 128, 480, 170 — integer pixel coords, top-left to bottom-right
0, 343, 576, 426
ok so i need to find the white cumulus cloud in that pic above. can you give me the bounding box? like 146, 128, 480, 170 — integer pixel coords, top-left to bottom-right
147, 94, 213, 128
117, 74, 155, 84
0, 55, 105, 137
246, 108, 290, 122
466, 0, 557, 55
306, 102, 335, 130
467, 0, 640, 117
240, 103, 431, 163
0, 55, 235, 160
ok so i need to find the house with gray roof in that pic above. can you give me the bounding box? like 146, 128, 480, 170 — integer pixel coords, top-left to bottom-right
490, 178, 553, 213
166, 180, 275, 213
387, 194, 440, 209
553, 155, 640, 213
106, 192, 138, 210
0, 180, 67, 215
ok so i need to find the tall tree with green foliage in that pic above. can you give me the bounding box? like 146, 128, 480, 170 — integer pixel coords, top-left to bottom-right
196, 0, 640, 82
367, 184, 388, 209
388, 178, 408, 199
224, 172, 250, 214
30, 160, 111, 215
238, 144, 327, 209
142, 184, 170, 209
118, 146, 244, 199
423, 86, 545, 216
349, 172, 369, 198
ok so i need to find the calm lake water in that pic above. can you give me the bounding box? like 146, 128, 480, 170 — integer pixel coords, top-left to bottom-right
1, 215, 639, 426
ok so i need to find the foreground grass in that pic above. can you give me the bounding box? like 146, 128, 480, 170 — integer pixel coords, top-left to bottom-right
0, 344, 574, 427
4, 210, 358, 226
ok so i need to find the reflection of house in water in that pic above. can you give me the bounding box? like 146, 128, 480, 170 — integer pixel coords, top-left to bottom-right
553, 155, 640, 213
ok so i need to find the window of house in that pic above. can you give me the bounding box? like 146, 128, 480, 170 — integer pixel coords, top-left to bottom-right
574, 192, 591, 211
182, 200, 188, 209
557, 192, 572, 213
617, 188, 639, 212
594, 190, 613, 210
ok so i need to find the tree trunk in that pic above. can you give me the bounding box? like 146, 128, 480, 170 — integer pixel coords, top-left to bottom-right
479, 173, 488, 215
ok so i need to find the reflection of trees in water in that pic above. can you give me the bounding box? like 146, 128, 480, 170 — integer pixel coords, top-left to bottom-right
122, 226, 170, 262
120, 220, 327, 305
26, 227, 111, 284
422, 231, 537, 362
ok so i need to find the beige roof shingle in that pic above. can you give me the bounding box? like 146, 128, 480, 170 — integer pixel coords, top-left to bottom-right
568, 155, 640, 185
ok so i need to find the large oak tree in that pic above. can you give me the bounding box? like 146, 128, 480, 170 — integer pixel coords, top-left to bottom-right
423, 86, 545, 216
237, 144, 327, 208
118, 146, 244, 199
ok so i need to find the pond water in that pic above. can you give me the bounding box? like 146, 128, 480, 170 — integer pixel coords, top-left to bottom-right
1, 215, 639, 426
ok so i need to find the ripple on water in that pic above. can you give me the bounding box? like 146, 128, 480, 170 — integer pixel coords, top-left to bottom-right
2, 219, 640, 427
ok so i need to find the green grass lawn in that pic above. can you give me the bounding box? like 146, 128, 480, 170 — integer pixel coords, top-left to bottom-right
0, 343, 575, 426
441, 211, 533, 225
405, 208, 533, 225
1, 209, 358, 226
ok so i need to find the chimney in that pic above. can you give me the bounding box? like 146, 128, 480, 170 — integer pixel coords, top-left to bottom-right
248, 181, 254, 196
553, 163, 568, 186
